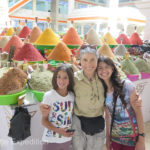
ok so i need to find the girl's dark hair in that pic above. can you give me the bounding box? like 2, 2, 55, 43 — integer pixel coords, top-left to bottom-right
97, 56, 126, 108
52, 64, 75, 94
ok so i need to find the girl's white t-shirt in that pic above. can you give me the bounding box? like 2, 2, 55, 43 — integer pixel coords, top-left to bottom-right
41, 89, 74, 143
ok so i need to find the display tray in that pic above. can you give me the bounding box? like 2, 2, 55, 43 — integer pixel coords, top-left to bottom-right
0, 90, 26, 105
30, 89, 44, 102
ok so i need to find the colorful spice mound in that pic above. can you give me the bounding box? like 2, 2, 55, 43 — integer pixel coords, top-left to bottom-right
121, 59, 139, 75
6, 28, 14, 36
62, 27, 83, 45
102, 32, 117, 45
98, 44, 115, 59
13, 43, 45, 61
2, 35, 24, 54
134, 58, 150, 73
34, 28, 60, 45
18, 26, 31, 38
116, 33, 131, 45
47, 42, 71, 61
86, 28, 101, 45
29, 27, 42, 43
114, 44, 127, 56
0, 37, 10, 49
16, 26, 22, 35
0, 68, 27, 95
129, 32, 143, 45
29, 69, 53, 92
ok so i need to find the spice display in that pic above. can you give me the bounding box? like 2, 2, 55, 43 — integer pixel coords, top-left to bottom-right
6, 28, 14, 36
18, 26, 31, 39
29, 27, 42, 43
62, 27, 83, 45
134, 58, 150, 73
129, 32, 143, 45
0, 52, 8, 62
98, 44, 115, 59
47, 42, 71, 61
2, 35, 24, 54
13, 43, 45, 61
29, 69, 53, 92
34, 28, 60, 45
116, 33, 131, 45
0, 68, 27, 95
114, 44, 127, 56
0, 36, 10, 49
86, 28, 101, 45
16, 26, 22, 35
102, 32, 117, 45
121, 58, 139, 75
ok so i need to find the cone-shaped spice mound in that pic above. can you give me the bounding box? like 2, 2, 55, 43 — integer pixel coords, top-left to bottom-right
102, 32, 117, 45
2, 35, 23, 54
6, 27, 14, 36
0, 36, 10, 49
13, 43, 45, 61
0, 68, 27, 95
98, 44, 115, 59
62, 27, 83, 45
29, 26, 42, 43
116, 33, 131, 45
114, 44, 127, 56
0, 31, 5, 36
134, 58, 150, 73
18, 26, 31, 38
121, 59, 139, 74
47, 42, 71, 61
129, 32, 143, 45
34, 28, 60, 45
16, 26, 22, 35
86, 28, 101, 45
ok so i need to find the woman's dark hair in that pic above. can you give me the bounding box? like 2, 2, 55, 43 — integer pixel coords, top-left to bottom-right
52, 64, 75, 94
97, 56, 126, 108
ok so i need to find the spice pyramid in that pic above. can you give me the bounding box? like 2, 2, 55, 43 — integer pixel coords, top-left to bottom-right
2, 35, 23, 54
116, 33, 131, 45
18, 26, 31, 38
0, 36, 10, 49
98, 44, 115, 59
13, 43, 45, 61
62, 27, 83, 45
16, 26, 22, 35
5, 27, 14, 36
102, 32, 117, 45
86, 28, 101, 45
34, 28, 60, 45
134, 58, 150, 73
47, 42, 71, 61
29, 26, 42, 43
114, 44, 127, 56
129, 32, 143, 45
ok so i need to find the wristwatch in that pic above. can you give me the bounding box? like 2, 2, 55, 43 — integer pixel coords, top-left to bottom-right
138, 133, 145, 137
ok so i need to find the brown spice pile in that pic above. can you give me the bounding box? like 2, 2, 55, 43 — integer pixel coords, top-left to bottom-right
0, 68, 27, 95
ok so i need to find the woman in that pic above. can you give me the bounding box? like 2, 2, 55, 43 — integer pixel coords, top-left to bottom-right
41, 44, 105, 150
97, 56, 145, 150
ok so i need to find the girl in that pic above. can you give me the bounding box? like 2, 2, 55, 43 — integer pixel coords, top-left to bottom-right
41, 64, 75, 150
97, 56, 145, 150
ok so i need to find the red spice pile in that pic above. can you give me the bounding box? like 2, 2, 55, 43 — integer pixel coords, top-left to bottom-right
18, 26, 31, 38
2, 35, 24, 54
129, 32, 143, 45
62, 27, 83, 45
13, 43, 45, 61
116, 33, 131, 45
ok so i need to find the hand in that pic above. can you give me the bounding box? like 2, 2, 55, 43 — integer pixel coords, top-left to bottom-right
40, 103, 50, 117
57, 128, 74, 137
106, 139, 112, 150
135, 140, 145, 150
